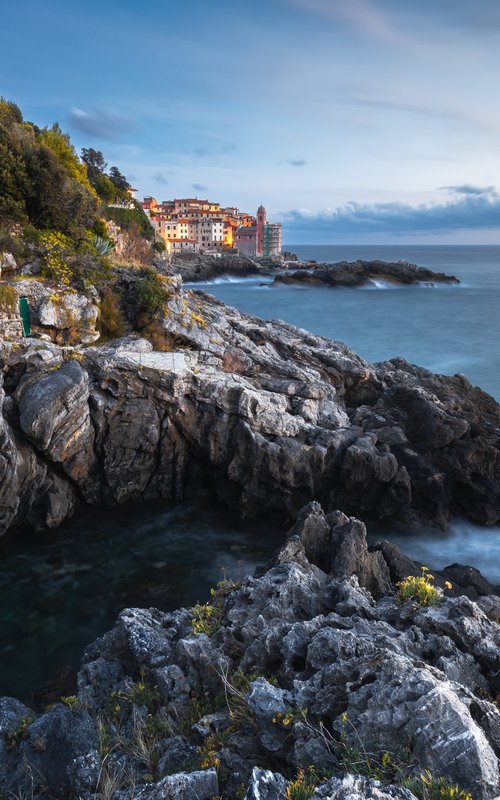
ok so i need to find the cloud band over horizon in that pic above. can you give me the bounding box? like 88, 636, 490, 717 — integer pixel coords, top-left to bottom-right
280, 186, 500, 240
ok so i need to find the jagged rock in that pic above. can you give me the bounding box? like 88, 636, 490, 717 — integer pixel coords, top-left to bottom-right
15, 360, 96, 489
0, 697, 34, 793
156, 252, 262, 282
115, 770, 219, 799
6, 704, 100, 797
0, 252, 17, 275
12, 279, 99, 344
244, 767, 288, 799
288, 503, 391, 596
312, 774, 418, 799
1, 282, 500, 535
1, 505, 499, 798
155, 736, 198, 777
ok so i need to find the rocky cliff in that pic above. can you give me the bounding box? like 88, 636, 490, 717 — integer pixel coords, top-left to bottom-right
1, 505, 499, 799
1, 282, 500, 536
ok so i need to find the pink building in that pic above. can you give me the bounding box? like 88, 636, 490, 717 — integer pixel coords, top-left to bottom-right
234, 206, 282, 257
235, 226, 257, 256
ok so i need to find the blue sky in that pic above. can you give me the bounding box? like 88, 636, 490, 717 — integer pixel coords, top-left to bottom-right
1, 0, 499, 243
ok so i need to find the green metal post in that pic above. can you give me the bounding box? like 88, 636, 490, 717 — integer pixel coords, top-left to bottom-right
19, 297, 31, 337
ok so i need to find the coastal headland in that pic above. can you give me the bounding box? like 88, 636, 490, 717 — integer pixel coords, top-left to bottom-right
0, 268, 497, 539
1, 259, 500, 799
0, 98, 498, 798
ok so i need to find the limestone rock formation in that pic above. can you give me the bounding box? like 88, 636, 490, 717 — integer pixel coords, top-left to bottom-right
14, 279, 99, 343
1, 282, 500, 534
0, 507, 498, 799
0, 252, 18, 277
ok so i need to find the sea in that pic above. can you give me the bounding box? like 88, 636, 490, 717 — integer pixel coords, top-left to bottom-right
1, 244, 500, 700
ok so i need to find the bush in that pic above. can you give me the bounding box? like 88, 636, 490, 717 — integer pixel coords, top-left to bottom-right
99, 289, 126, 339
136, 268, 172, 318
396, 567, 441, 607
103, 204, 154, 240
142, 319, 174, 351
0, 282, 17, 311
286, 767, 320, 800
92, 218, 108, 238
403, 770, 472, 800
192, 602, 223, 636
29, 229, 74, 286
0, 231, 27, 262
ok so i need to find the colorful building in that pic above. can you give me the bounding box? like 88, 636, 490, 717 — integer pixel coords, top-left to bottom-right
235, 205, 282, 257
142, 196, 281, 257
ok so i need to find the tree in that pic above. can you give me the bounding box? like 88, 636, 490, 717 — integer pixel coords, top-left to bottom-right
81, 147, 107, 176
25, 144, 97, 236
0, 124, 29, 223
108, 166, 130, 192
0, 97, 23, 126
41, 123, 95, 194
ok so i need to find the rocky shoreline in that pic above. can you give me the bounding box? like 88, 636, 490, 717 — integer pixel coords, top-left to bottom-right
1, 276, 500, 537
1, 268, 500, 798
1, 504, 499, 799
273, 259, 459, 288
155, 252, 279, 283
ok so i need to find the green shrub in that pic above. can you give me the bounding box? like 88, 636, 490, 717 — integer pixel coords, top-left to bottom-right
103, 203, 154, 240
0, 231, 26, 261
192, 602, 223, 636
286, 767, 321, 800
92, 218, 109, 238
403, 770, 472, 800
6, 716, 32, 750
136, 268, 172, 318
27, 228, 74, 285
396, 567, 441, 608
0, 282, 17, 310
60, 695, 81, 709
99, 289, 126, 339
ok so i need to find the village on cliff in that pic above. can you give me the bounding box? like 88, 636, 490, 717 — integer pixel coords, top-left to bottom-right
141, 194, 282, 257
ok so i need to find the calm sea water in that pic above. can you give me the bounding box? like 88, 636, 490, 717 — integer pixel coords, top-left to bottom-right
0, 502, 284, 700
193, 245, 500, 400
2, 245, 500, 700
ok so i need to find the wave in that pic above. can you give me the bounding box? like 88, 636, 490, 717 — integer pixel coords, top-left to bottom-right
368, 517, 500, 583
186, 274, 272, 286
363, 279, 462, 291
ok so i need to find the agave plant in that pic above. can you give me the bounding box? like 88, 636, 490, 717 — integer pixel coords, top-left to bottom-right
93, 234, 115, 257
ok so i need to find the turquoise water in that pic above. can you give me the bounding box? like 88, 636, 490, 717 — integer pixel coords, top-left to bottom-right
188, 244, 500, 582
2, 245, 500, 701
193, 245, 500, 400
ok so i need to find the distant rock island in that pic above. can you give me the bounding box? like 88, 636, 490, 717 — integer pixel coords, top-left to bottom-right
274, 259, 460, 288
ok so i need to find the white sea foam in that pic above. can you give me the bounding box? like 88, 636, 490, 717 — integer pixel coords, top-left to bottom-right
186, 274, 267, 286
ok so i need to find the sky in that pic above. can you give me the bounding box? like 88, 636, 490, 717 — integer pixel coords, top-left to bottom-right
1, 0, 499, 243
